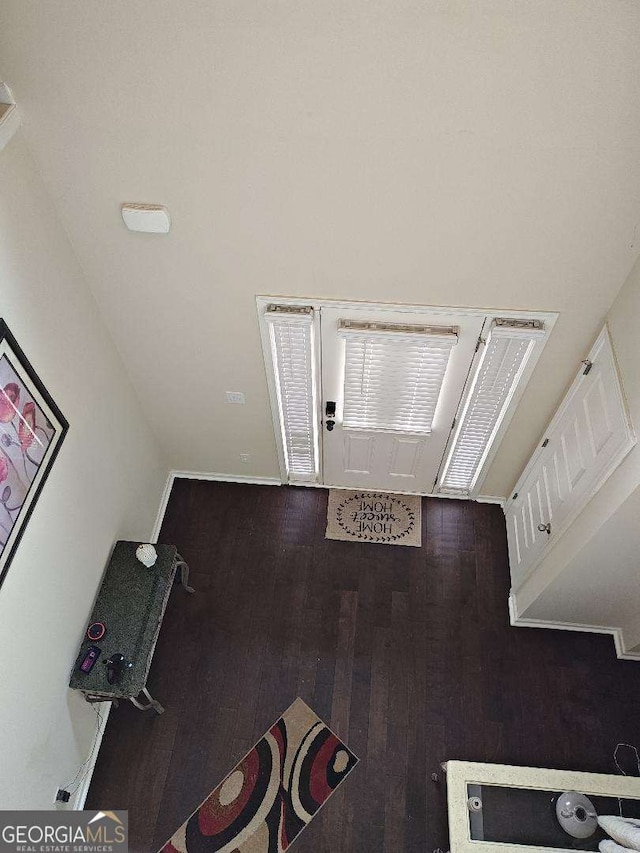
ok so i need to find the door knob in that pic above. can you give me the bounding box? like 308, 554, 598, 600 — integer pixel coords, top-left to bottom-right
326, 420, 335, 431
537, 522, 551, 535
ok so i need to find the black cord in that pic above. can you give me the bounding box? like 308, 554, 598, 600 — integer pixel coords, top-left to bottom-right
614, 742, 640, 818
60, 705, 105, 795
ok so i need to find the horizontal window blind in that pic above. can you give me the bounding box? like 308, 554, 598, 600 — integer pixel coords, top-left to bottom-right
266, 306, 318, 482
339, 323, 457, 433
439, 323, 545, 493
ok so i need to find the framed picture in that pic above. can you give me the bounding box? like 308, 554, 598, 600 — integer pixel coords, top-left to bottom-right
0, 320, 68, 589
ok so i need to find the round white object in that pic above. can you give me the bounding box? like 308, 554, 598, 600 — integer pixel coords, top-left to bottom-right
136, 543, 158, 568
556, 791, 597, 838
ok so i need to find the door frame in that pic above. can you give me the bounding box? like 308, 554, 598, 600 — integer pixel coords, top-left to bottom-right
257, 295, 558, 497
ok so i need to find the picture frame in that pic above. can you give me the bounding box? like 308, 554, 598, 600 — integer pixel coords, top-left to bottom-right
0, 319, 68, 589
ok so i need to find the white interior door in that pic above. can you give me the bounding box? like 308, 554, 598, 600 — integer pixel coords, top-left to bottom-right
320, 306, 485, 492
506, 326, 635, 587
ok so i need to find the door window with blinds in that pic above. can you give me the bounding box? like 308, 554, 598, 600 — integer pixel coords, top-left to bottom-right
339, 321, 458, 433
258, 298, 555, 493
264, 305, 319, 482
439, 320, 546, 494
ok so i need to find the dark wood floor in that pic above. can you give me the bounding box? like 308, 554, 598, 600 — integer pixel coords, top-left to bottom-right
87, 481, 640, 852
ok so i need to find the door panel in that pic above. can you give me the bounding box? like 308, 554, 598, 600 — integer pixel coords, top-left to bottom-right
584, 374, 613, 455
509, 453, 554, 573
320, 306, 485, 492
507, 327, 634, 587
343, 434, 375, 474
388, 437, 424, 479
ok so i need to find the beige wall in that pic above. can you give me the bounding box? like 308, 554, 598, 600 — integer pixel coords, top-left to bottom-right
0, 133, 166, 808
514, 253, 640, 651
2, 2, 640, 497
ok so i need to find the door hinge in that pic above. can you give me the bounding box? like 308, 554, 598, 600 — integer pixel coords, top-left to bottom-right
542, 438, 549, 447
451, 417, 456, 430
475, 335, 485, 353
582, 359, 593, 375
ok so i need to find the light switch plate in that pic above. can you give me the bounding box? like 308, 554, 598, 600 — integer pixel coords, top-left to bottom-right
225, 391, 245, 405
121, 203, 171, 233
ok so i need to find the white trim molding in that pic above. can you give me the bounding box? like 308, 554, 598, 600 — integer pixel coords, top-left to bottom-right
299, 480, 504, 504
508, 592, 640, 662
0, 84, 20, 155
151, 470, 283, 542
71, 703, 111, 810
474, 495, 506, 506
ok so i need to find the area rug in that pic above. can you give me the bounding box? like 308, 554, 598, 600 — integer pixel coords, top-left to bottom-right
159, 698, 358, 852
325, 489, 422, 547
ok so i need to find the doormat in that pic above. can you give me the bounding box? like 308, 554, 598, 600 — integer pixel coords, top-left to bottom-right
159, 698, 358, 853
325, 490, 422, 547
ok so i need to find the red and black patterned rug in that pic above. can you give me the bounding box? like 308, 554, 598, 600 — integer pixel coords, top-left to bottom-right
159, 698, 358, 852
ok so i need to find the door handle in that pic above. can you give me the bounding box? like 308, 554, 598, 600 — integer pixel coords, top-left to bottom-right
325, 401, 336, 417
326, 420, 335, 432
537, 522, 551, 535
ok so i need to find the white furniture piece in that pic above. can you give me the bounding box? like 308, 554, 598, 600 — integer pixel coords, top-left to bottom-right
444, 760, 640, 853
505, 326, 635, 590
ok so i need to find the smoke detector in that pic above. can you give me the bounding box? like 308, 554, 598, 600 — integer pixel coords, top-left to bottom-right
121, 203, 171, 234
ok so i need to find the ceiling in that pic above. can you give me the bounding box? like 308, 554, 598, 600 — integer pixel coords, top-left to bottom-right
1, 1, 640, 495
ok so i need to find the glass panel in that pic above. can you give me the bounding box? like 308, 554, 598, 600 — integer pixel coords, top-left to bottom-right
467, 783, 640, 850
342, 335, 455, 433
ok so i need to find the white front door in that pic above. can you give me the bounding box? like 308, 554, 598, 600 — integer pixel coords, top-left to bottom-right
320, 306, 486, 492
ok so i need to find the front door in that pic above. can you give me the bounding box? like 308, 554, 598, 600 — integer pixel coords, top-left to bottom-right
320, 306, 485, 492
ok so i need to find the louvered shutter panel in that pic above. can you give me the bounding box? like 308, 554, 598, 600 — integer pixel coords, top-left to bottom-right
266, 307, 319, 482
339, 324, 457, 433
440, 323, 545, 493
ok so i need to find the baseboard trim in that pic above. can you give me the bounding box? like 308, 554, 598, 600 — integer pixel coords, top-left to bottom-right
437, 491, 505, 506
172, 470, 283, 486
475, 495, 506, 507
151, 470, 283, 543
150, 471, 175, 543
70, 701, 111, 810
295, 481, 505, 505
508, 593, 640, 661
0, 102, 20, 156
